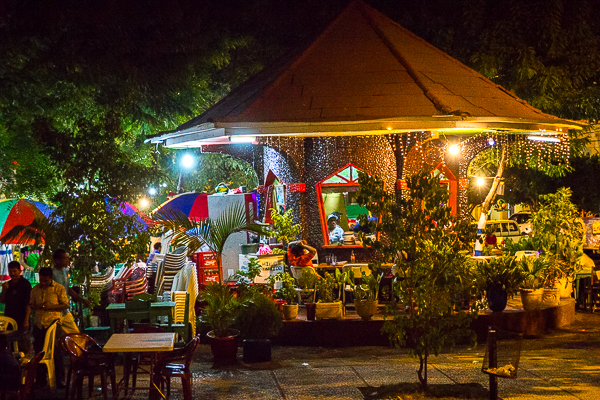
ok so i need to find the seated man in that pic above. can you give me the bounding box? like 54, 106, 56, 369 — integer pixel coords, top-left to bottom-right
287, 240, 317, 269
327, 214, 345, 244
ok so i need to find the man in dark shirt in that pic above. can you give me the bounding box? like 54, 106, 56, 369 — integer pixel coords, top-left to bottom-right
0, 261, 32, 354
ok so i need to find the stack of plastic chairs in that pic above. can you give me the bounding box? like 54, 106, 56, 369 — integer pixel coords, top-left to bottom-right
147, 254, 164, 294
108, 265, 134, 303
155, 248, 187, 295
165, 291, 190, 342
171, 292, 188, 324
125, 266, 148, 301
90, 266, 114, 306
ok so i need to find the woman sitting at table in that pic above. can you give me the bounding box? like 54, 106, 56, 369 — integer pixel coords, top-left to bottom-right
287, 240, 317, 270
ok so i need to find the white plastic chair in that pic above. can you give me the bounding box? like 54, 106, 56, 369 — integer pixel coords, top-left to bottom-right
39, 319, 59, 390
0, 316, 20, 356
291, 267, 317, 304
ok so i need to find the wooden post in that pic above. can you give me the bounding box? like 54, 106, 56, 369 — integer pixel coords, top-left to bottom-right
488, 327, 498, 400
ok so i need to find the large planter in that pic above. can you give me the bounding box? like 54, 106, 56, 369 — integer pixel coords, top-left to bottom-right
242, 339, 271, 363
282, 304, 299, 320
557, 278, 573, 299
520, 288, 544, 311
354, 300, 378, 320
207, 329, 240, 365
543, 287, 561, 306
315, 301, 343, 320
486, 283, 508, 312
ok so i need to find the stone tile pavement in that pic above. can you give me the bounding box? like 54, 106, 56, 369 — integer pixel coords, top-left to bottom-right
35, 311, 600, 399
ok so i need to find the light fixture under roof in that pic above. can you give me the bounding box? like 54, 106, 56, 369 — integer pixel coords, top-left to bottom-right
229, 136, 256, 143
527, 136, 560, 143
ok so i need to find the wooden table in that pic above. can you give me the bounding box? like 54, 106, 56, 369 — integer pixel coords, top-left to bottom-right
106, 301, 176, 333
103, 332, 176, 400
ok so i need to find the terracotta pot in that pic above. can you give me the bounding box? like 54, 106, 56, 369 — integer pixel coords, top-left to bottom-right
543, 288, 561, 306
354, 300, 378, 320
282, 304, 298, 320
520, 288, 544, 311
207, 329, 239, 365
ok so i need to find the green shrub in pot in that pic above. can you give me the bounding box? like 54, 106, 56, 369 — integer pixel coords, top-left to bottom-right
268, 271, 298, 320
235, 292, 283, 363
517, 256, 548, 311
201, 282, 240, 338
347, 269, 382, 320
473, 256, 521, 312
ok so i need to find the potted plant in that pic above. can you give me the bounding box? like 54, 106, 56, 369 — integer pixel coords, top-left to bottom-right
201, 282, 241, 365
315, 271, 344, 320
474, 256, 521, 312
348, 269, 382, 320
269, 272, 298, 320
267, 207, 300, 254
299, 267, 319, 320
517, 256, 548, 311
235, 292, 283, 363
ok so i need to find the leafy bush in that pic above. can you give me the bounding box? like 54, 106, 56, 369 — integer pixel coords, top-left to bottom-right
235, 293, 283, 340
268, 271, 297, 305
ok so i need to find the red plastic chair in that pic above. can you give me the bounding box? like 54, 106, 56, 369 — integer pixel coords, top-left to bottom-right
62, 333, 116, 400
154, 335, 200, 400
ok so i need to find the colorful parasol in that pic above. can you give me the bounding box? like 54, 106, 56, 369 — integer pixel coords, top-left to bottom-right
120, 202, 153, 228
0, 199, 56, 244
151, 192, 209, 221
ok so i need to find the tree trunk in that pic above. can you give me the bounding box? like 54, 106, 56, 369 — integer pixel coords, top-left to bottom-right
417, 353, 428, 391
480, 145, 509, 222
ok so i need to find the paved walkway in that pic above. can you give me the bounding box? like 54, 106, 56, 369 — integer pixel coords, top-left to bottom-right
37, 311, 600, 399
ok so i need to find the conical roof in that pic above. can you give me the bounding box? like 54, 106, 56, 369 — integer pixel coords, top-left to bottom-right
150, 0, 583, 147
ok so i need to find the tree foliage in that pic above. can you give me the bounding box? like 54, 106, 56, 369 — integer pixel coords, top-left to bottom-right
372, 0, 600, 123
356, 169, 477, 391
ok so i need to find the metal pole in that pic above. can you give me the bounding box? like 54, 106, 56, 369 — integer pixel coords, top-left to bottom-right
489, 327, 498, 400
177, 171, 184, 193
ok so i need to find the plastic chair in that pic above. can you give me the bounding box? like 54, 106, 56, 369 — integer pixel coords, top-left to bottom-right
0, 316, 20, 355
39, 319, 59, 391
125, 299, 151, 330
0, 350, 44, 400
154, 336, 200, 400
63, 333, 116, 400
124, 325, 166, 395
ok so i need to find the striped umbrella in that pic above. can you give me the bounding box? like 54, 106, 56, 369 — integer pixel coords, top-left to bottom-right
151, 192, 209, 221
0, 199, 55, 245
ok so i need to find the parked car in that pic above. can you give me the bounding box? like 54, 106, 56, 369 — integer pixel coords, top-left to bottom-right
487, 220, 526, 244
509, 212, 532, 234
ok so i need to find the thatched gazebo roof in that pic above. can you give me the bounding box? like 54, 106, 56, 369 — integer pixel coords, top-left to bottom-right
149, 0, 584, 148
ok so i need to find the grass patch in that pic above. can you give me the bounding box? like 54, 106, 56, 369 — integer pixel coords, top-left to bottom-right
359, 383, 491, 400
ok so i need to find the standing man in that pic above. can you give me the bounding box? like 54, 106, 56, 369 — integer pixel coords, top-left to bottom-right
51, 249, 88, 388
0, 261, 32, 355
147, 242, 162, 264
52, 249, 89, 308
30, 267, 69, 388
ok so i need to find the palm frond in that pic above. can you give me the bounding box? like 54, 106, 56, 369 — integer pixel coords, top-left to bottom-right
152, 202, 268, 282
0, 213, 56, 246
